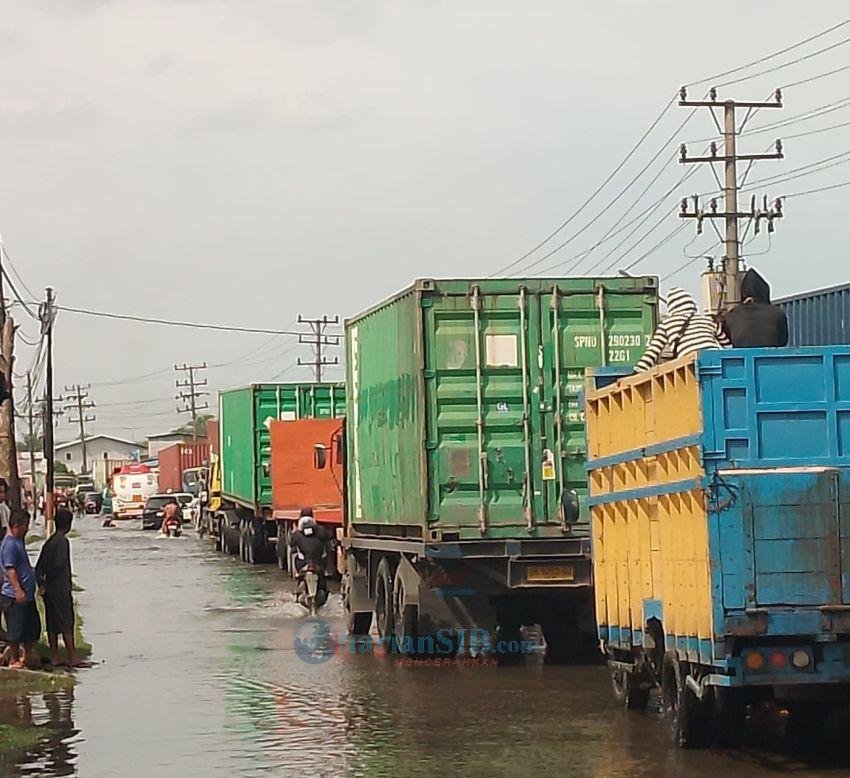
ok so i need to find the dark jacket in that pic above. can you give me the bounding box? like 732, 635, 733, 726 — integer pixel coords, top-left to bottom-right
722, 270, 788, 348
290, 524, 328, 565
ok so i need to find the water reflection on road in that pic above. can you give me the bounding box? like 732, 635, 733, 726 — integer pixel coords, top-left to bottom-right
3, 521, 850, 776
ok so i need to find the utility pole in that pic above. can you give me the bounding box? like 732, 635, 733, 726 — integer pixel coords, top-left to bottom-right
0, 235, 22, 509
41, 287, 57, 535
297, 315, 341, 382
64, 384, 96, 476
678, 87, 785, 311
25, 373, 37, 518
175, 363, 209, 440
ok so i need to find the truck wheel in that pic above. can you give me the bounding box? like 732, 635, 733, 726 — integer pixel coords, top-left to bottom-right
239, 522, 248, 562
786, 702, 830, 756
611, 666, 650, 711
347, 601, 373, 637
276, 523, 290, 571
392, 571, 419, 657
248, 520, 265, 565
661, 653, 709, 748
710, 687, 746, 749
374, 558, 395, 644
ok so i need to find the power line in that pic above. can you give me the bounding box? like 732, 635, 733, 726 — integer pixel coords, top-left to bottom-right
0, 245, 38, 300
492, 93, 679, 276
714, 33, 850, 89
499, 19, 850, 278
687, 18, 850, 87
782, 178, 850, 198
45, 304, 339, 337
782, 63, 850, 90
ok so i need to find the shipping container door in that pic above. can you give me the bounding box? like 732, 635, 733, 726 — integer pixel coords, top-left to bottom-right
254, 388, 286, 507
424, 286, 546, 532
719, 469, 842, 608
542, 283, 656, 523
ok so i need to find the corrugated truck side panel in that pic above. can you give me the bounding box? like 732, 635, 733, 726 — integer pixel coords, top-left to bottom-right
587, 347, 850, 671
347, 277, 657, 539
220, 387, 257, 507
777, 282, 850, 347
586, 358, 713, 662
347, 289, 427, 528
206, 419, 220, 457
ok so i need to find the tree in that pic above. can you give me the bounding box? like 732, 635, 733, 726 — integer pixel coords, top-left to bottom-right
17, 432, 44, 452
170, 413, 214, 439
55, 461, 68, 474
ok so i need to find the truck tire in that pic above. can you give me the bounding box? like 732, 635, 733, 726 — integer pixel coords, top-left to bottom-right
710, 687, 746, 749
786, 702, 830, 756
611, 666, 650, 711
661, 653, 709, 749
374, 558, 395, 644
276, 523, 290, 571
247, 520, 265, 565
392, 569, 419, 657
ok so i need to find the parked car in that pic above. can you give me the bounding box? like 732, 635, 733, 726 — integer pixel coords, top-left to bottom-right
83, 492, 103, 514
141, 493, 194, 531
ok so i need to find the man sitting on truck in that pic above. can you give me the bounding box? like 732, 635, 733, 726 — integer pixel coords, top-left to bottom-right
290, 509, 328, 575
721, 268, 788, 348
635, 287, 730, 372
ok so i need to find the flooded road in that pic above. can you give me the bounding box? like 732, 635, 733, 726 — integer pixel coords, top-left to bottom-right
4, 520, 850, 776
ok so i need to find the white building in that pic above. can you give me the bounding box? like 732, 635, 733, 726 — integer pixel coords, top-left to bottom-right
54, 435, 143, 475
146, 431, 192, 457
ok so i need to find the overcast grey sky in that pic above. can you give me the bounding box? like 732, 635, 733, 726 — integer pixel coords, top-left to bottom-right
2, 1, 848, 440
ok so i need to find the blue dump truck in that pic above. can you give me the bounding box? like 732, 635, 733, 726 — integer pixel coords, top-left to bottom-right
584, 346, 850, 749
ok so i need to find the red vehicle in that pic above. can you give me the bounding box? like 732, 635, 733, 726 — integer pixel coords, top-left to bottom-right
157, 441, 209, 494
270, 418, 344, 577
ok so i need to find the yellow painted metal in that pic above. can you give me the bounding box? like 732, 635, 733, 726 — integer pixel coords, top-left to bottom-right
585, 355, 713, 657
585, 358, 701, 459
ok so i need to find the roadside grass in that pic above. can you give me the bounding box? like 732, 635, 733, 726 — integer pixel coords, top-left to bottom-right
0, 722, 44, 758
33, 595, 92, 662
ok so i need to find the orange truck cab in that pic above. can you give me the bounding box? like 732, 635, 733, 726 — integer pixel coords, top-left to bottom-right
270, 418, 345, 577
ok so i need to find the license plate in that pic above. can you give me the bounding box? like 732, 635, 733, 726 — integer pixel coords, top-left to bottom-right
132, 495, 143, 502
526, 564, 574, 582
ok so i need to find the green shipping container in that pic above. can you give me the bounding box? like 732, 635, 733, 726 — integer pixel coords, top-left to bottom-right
219, 382, 346, 511
346, 277, 657, 540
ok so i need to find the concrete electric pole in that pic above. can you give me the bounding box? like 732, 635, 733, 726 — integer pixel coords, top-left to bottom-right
41, 287, 57, 534
678, 87, 785, 312
297, 315, 340, 382
175, 363, 209, 440
63, 383, 96, 475
0, 238, 22, 509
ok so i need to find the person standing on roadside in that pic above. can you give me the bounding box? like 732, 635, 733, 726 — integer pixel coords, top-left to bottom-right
1, 510, 41, 669
36, 508, 81, 668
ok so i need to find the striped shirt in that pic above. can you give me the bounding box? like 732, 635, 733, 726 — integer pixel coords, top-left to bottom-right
635, 287, 730, 373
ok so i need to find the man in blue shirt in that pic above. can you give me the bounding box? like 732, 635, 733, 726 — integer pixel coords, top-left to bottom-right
1, 510, 41, 669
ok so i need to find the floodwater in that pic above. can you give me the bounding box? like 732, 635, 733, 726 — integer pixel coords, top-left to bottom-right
3, 522, 850, 777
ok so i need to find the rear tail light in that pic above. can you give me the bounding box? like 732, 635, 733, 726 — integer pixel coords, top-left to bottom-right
769, 650, 787, 670
791, 650, 812, 669
744, 651, 766, 672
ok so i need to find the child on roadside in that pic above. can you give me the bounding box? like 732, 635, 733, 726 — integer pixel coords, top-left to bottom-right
1, 510, 40, 669
35, 508, 81, 668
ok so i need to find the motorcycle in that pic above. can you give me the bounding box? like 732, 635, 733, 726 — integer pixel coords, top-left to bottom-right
160, 516, 182, 538
296, 562, 328, 616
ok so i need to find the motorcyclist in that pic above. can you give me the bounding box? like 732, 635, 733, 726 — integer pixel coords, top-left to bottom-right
161, 498, 182, 537
289, 508, 327, 576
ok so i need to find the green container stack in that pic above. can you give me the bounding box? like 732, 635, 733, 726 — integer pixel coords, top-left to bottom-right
345, 277, 658, 540
219, 382, 346, 511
